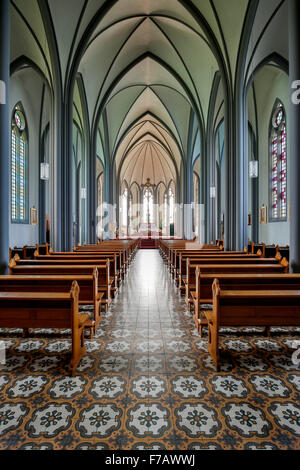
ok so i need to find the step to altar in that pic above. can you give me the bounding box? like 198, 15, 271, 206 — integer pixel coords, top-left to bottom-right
139, 239, 158, 249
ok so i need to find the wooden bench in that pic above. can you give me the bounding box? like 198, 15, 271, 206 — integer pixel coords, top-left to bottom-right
0, 281, 88, 375
9, 247, 24, 261
177, 251, 266, 289
9, 259, 112, 312
168, 245, 221, 273
75, 240, 139, 265
171, 249, 247, 280
23, 254, 119, 297
74, 247, 130, 277
36, 252, 122, 289
158, 240, 220, 269
184, 258, 289, 309
0, 271, 102, 336
192, 270, 300, 336
206, 279, 300, 371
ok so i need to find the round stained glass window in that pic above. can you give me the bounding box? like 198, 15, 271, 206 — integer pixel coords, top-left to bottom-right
14, 110, 25, 131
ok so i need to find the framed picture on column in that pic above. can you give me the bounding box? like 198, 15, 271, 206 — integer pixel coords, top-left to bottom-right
259, 205, 267, 224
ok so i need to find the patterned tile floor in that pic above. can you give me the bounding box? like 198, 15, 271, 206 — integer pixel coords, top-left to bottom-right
0, 249, 300, 450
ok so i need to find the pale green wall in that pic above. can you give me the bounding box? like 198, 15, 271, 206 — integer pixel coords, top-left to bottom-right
9, 69, 43, 248
254, 66, 290, 246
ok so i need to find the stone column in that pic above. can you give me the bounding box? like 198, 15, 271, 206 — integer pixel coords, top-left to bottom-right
289, 0, 300, 272
0, 0, 10, 274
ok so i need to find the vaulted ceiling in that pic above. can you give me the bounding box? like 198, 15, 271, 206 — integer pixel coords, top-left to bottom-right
11, 0, 289, 186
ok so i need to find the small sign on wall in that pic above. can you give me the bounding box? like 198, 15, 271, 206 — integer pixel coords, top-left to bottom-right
259, 205, 267, 224
31, 208, 38, 226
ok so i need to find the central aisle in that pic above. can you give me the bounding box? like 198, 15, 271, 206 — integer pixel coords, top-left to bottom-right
113, 249, 186, 328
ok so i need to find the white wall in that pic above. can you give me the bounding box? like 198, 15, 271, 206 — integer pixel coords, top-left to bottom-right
9, 69, 43, 247
253, 66, 290, 246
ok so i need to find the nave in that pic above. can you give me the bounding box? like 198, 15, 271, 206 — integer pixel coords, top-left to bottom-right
0, 250, 299, 450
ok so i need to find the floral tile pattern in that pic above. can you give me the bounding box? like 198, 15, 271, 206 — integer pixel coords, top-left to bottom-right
0, 250, 299, 450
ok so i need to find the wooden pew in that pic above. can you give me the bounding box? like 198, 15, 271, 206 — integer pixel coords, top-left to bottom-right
169, 244, 221, 272
158, 240, 220, 269
75, 240, 139, 263
184, 258, 289, 309
37, 252, 122, 289
192, 270, 300, 336
171, 248, 244, 280
26, 253, 119, 296
73, 246, 131, 277
0, 271, 102, 336
36, 243, 50, 256
177, 251, 264, 288
8, 259, 112, 312
23, 246, 37, 260
206, 279, 300, 371
278, 245, 290, 262
9, 247, 24, 261
0, 281, 88, 375
264, 245, 278, 258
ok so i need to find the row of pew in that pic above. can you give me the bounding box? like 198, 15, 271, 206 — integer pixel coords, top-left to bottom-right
247, 241, 290, 261
0, 240, 139, 374
216, 239, 290, 261
159, 239, 300, 371
9, 243, 50, 260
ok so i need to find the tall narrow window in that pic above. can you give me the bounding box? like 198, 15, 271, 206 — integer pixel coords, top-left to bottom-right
169, 188, 174, 224
122, 188, 128, 228
11, 104, 28, 223
269, 101, 287, 221
143, 189, 154, 224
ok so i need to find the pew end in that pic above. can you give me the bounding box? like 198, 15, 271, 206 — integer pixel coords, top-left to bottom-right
281, 257, 289, 273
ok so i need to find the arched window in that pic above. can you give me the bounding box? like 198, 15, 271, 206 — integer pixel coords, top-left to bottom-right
11, 103, 28, 223
143, 188, 154, 224
122, 188, 128, 227
169, 187, 174, 224
269, 101, 287, 221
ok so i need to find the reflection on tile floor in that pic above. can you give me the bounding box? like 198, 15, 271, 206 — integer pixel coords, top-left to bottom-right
0, 249, 300, 450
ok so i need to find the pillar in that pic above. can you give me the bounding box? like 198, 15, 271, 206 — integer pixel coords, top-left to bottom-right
0, 0, 10, 274
289, 0, 300, 272
224, 96, 247, 252
183, 163, 194, 240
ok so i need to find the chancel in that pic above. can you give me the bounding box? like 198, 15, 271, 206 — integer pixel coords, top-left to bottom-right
0, 0, 299, 453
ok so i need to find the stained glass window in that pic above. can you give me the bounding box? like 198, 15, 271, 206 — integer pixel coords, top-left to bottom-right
11, 103, 28, 223
270, 101, 287, 221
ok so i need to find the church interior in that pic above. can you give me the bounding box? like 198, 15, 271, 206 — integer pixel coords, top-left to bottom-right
0, 0, 299, 451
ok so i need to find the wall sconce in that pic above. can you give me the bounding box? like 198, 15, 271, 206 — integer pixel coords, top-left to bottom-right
210, 187, 216, 199
40, 162, 50, 181
81, 188, 87, 199
249, 160, 258, 179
